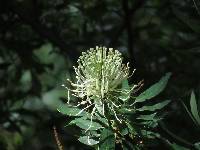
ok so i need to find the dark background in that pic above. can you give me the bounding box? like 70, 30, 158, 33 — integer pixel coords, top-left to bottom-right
0, 0, 200, 149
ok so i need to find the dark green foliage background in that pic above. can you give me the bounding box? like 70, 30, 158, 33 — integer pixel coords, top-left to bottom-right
0, 0, 200, 149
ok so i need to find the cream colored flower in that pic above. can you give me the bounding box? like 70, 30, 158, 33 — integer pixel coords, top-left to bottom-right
70, 46, 130, 100
63, 46, 134, 127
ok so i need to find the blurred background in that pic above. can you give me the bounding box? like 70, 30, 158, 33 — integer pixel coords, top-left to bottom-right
0, 0, 200, 149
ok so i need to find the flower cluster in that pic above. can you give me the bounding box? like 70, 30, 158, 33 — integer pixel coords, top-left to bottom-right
69, 46, 130, 100
63, 46, 134, 128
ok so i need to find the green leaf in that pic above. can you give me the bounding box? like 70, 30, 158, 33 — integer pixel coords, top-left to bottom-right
122, 140, 135, 150
69, 117, 103, 131
141, 130, 160, 139
190, 91, 200, 125
137, 113, 157, 121
119, 80, 131, 101
135, 73, 171, 103
138, 113, 160, 128
121, 127, 129, 136
94, 101, 104, 115
57, 104, 88, 117
182, 101, 197, 126
195, 142, 200, 150
137, 100, 170, 111
118, 108, 135, 114
99, 128, 115, 150
19, 70, 32, 92
94, 113, 109, 126
170, 143, 189, 150
78, 136, 99, 146
125, 122, 136, 135
33, 43, 54, 64
43, 89, 66, 110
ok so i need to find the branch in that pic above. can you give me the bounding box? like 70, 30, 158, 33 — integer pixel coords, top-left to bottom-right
159, 121, 196, 149
53, 126, 64, 150
110, 0, 146, 50
122, 0, 134, 58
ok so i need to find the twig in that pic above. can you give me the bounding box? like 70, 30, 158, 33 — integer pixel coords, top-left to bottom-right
110, 0, 146, 48
159, 121, 196, 149
53, 126, 64, 150
192, 0, 200, 16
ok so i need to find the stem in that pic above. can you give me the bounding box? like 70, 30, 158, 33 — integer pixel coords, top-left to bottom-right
53, 126, 64, 150
159, 121, 196, 149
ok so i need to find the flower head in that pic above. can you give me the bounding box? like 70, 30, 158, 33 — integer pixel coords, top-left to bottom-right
70, 46, 130, 99
62, 46, 136, 127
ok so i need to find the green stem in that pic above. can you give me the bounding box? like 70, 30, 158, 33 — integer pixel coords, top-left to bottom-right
159, 121, 196, 149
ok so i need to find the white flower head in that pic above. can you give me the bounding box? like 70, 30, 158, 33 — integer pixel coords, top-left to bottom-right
62, 46, 136, 127
70, 46, 130, 100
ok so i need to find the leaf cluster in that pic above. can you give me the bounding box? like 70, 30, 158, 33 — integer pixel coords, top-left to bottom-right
58, 73, 171, 149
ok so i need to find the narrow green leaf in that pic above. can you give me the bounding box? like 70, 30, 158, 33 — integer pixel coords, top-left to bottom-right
137, 113, 157, 121
121, 127, 129, 136
135, 73, 171, 103
122, 140, 135, 150
182, 101, 197, 126
118, 108, 135, 114
78, 136, 99, 146
69, 117, 103, 131
195, 142, 200, 150
122, 80, 130, 90
141, 130, 160, 139
57, 104, 88, 117
141, 120, 159, 128
160, 121, 193, 147
138, 113, 161, 128
190, 91, 200, 125
137, 100, 170, 112
119, 79, 131, 101
125, 122, 136, 135
94, 113, 109, 126
99, 128, 115, 150
170, 143, 190, 150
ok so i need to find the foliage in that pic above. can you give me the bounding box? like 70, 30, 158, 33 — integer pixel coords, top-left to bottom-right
0, 0, 200, 149
179, 91, 200, 149
58, 47, 171, 149
162, 91, 200, 150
